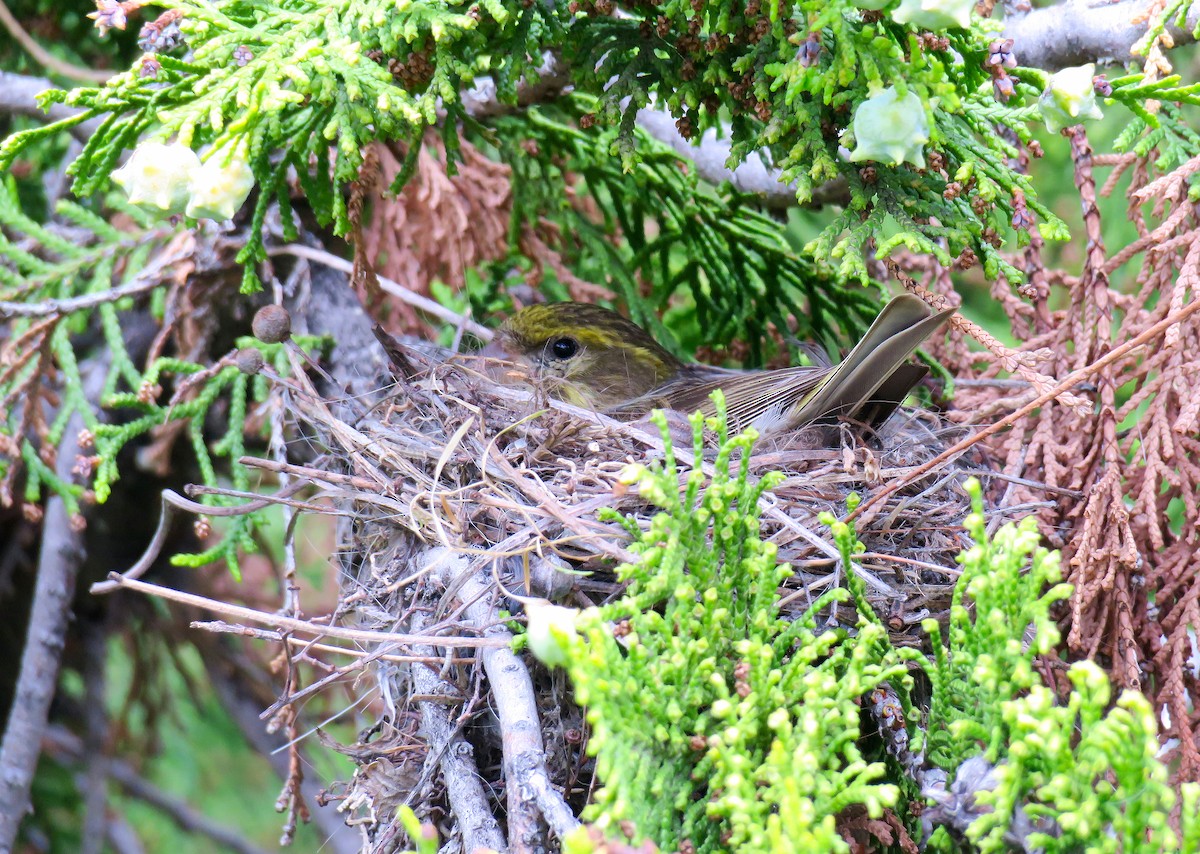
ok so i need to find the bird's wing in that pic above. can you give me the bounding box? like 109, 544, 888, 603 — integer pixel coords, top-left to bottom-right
780, 294, 953, 430
849, 363, 930, 429
603, 294, 953, 433
606, 364, 828, 432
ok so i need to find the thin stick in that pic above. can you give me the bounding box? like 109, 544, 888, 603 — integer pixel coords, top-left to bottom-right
94, 573, 508, 649
859, 552, 963, 576
185, 483, 335, 514
90, 482, 308, 594
0, 0, 112, 84
268, 244, 494, 340
191, 621, 475, 665
238, 455, 385, 489
259, 642, 397, 720
0, 235, 189, 319
850, 295, 1200, 523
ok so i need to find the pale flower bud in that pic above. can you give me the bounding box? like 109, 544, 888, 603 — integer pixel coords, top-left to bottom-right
525, 600, 579, 668
892, 0, 974, 29
186, 141, 255, 221
1039, 63, 1104, 133
112, 141, 201, 216
848, 86, 930, 168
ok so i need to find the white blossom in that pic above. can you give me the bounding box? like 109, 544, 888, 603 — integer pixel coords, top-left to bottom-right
1039, 64, 1104, 134
111, 141, 201, 216
848, 87, 930, 168
186, 141, 256, 221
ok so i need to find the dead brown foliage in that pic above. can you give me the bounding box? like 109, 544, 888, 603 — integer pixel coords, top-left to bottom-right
357, 134, 616, 335
359, 137, 513, 331
902, 132, 1200, 784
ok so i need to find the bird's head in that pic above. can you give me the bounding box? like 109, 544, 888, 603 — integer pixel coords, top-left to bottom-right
484, 303, 682, 409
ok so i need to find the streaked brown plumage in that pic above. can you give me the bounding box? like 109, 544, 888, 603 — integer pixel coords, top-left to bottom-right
485, 295, 954, 434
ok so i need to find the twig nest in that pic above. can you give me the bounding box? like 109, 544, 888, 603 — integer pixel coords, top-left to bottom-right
274, 334, 1009, 846
252, 305, 291, 343
314, 342, 995, 649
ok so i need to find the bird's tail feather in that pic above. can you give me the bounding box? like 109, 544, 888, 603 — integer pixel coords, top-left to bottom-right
788, 294, 953, 428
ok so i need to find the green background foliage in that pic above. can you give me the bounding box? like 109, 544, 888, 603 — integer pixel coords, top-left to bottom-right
5, 0, 1200, 847
548, 414, 1198, 852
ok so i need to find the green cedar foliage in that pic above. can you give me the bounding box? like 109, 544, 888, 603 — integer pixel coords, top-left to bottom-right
485, 100, 886, 364
4, 0, 1200, 538
3, 0, 1198, 294
541, 410, 1199, 852
919, 490, 1070, 771
919, 484, 1197, 853
559, 396, 906, 851
0, 178, 327, 572
0, 184, 164, 516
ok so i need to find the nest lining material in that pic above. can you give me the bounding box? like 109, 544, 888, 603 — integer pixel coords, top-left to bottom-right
265, 337, 1013, 848
339, 347, 985, 620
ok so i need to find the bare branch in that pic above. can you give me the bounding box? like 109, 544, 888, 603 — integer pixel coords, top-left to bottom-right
869, 685, 1048, 849
410, 612, 507, 853
635, 107, 849, 208
0, 231, 189, 320
0, 0, 112, 84
104, 817, 146, 854
457, 55, 845, 208
1003, 0, 1200, 70
0, 357, 100, 849
267, 243, 494, 340
194, 621, 475, 665
0, 71, 104, 142
460, 53, 570, 119
424, 548, 583, 845
89, 480, 311, 596
79, 621, 110, 854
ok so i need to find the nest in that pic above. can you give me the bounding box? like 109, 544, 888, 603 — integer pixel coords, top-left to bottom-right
271, 339, 1006, 851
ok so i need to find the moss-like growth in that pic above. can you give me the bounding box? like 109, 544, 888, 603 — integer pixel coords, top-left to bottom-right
919, 481, 1190, 853
920, 481, 1071, 769
542, 434, 1197, 851
546, 394, 907, 852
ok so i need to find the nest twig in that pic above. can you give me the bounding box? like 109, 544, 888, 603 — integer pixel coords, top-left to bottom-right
101, 328, 1022, 851
265, 333, 1015, 847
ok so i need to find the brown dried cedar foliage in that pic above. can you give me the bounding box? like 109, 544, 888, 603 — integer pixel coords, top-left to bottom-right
360, 135, 616, 335
361, 136, 513, 332
921, 134, 1200, 783
837, 805, 919, 854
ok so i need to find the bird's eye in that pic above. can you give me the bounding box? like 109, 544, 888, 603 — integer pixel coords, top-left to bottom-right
550, 337, 579, 359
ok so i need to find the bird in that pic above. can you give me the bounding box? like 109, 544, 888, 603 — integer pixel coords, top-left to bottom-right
480, 294, 954, 435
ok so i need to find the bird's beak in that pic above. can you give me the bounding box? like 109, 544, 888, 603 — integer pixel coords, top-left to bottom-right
475, 335, 531, 384
477, 338, 510, 360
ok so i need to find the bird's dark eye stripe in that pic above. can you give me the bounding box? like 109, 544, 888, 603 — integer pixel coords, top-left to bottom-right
551, 337, 579, 359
